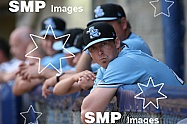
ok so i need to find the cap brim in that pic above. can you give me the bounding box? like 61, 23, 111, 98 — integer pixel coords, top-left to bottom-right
63, 46, 81, 54
40, 30, 63, 37
83, 38, 114, 51
53, 41, 63, 50
87, 17, 117, 26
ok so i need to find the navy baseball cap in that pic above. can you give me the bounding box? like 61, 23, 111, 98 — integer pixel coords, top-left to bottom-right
83, 22, 116, 51
53, 28, 84, 54
87, 3, 126, 26
64, 34, 85, 54
40, 17, 66, 37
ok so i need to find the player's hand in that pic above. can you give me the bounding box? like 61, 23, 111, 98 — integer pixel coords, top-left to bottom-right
72, 70, 96, 82
78, 76, 94, 90
16, 62, 27, 75
19, 62, 41, 81
42, 76, 56, 98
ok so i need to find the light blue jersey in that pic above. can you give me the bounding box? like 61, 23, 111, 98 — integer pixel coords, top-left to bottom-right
93, 47, 183, 90
122, 33, 152, 56
63, 65, 76, 71
41, 53, 67, 70
85, 33, 152, 73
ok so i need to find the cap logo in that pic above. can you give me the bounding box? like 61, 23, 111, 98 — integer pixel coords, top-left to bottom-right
82, 45, 85, 49
94, 6, 104, 18
66, 43, 71, 47
44, 18, 56, 29
86, 26, 101, 39
117, 12, 122, 17
112, 32, 115, 37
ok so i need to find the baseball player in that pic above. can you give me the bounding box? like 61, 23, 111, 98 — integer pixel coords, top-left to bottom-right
76, 3, 152, 73
18, 16, 68, 80
87, 3, 152, 56
80, 22, 184, 124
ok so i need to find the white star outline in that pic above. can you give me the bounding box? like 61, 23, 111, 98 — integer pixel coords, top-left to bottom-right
20, 105, 42, 124
25, 25, 75, 74
149, 0, 174, 17
134, 77, 167, 109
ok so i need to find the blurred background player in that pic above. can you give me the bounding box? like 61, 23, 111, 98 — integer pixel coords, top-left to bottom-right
14, 16, 68, 124
13, 41, 46, 96
18, 16, 67, 80
42, 28, 84, 98
0, 26, 33, 124
53, 28, 84, 71
42, 28, 85, 124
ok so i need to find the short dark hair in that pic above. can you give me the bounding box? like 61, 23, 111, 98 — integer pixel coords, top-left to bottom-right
0, 37, 11, 59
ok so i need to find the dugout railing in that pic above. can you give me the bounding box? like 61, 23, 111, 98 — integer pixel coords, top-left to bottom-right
115, 84, 187, 124
28, 83, 187, 124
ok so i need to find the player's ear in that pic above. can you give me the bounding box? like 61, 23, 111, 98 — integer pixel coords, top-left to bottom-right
120, 17, 127, 30
115, 37, 121, 49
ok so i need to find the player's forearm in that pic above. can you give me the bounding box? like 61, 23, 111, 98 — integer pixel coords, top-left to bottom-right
53, 74, 82, 95
40, 67, 56, 79
12, 82, 25, 96
0, 72, 12, 83
13, 76, 42, 96
81, 88, 117, 123
13, 79, 28, 96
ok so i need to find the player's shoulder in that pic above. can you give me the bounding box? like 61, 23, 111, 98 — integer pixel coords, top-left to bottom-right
123, 32, 148, 48
109, 50, 139, 69
109, 48, 151, 69
125, 33, 144, 42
